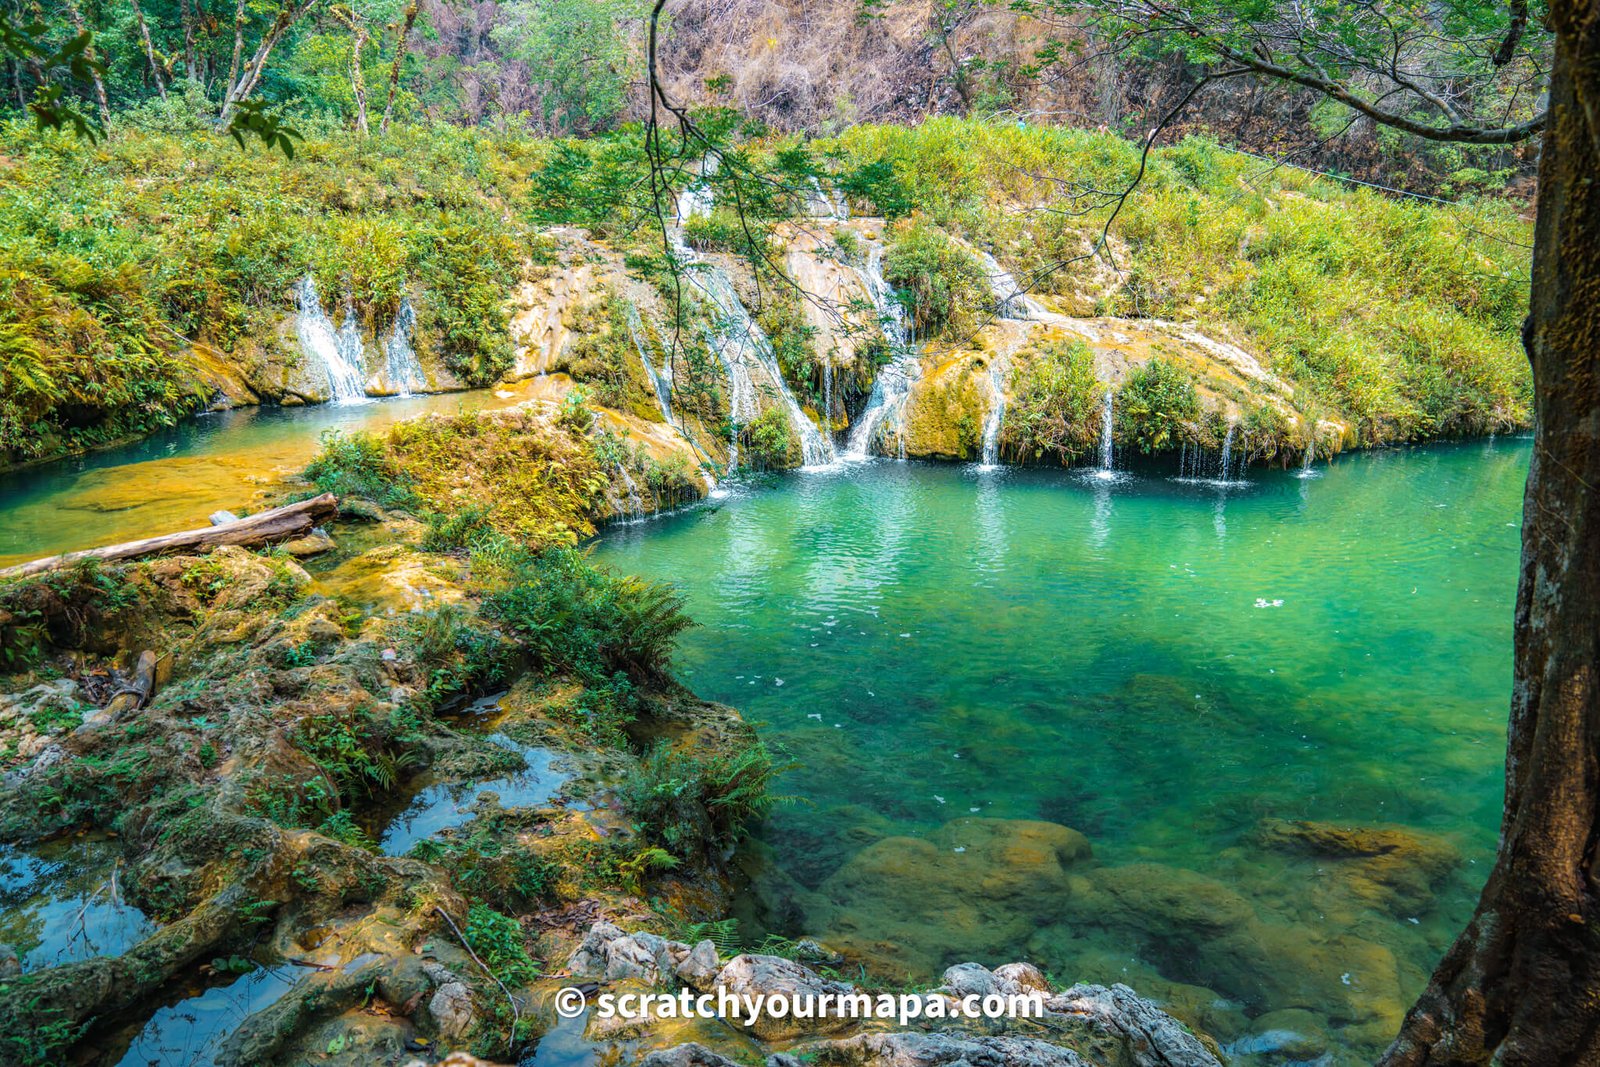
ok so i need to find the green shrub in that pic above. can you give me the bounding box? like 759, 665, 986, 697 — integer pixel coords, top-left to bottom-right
1116, 359, 1200, 453
463, 903, 540, 987
481, 546, 691, 683
620, 741, 780, 860
1002, 340, 1101, 464
743, 407, 800, 469
882, 221, 989, 337
302, 430, 420, 509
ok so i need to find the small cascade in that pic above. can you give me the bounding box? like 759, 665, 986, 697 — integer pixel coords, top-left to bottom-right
676, 154, 719, 224
1296, 432, 1320, 479
294, 275, 368, 404
844, 242, 919, 458
979, 368, 1006, 468
978, 251, 1046, 320
615, 464, 646, 522
383, 296, 426, 397
671, 234, 834, 468
624, 303, 674, 423
805, 177, 848, 220
1218, 421, 1237, 481
822, 358, 834, 430
1095, 389, 1116, 477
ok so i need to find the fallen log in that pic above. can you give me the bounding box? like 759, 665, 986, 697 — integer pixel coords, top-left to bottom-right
103, 650, 159, 718
0, 493, 339, 580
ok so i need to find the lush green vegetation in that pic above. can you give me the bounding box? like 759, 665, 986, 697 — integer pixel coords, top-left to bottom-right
881, 219, 990, 339
825, 119, 1532, 443
0, 122, 548, 465
1114, 358, 1202, 454
1002, 339, 1102, 463
0, 112, 1531, 469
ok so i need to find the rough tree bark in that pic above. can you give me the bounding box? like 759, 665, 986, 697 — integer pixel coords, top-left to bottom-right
1380, 2, 1600, 1063
129, 0, 169, 102
63, 0, 111, 127
225, 0, 246, 96
218, 0, 319, 125
378, 0, 418, 134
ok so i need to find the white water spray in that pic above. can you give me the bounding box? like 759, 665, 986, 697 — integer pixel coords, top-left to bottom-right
1219, 421, 1237, 481
979, 368, 1006, 468
293, 275, 368, 404
978, 251, 1046, 319
844, 242, 919, 458
383, 296, 426, 397
1095, 389, 1117, 478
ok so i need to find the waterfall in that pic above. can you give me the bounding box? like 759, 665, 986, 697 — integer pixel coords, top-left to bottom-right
806, 177, 848, 220
672, 236, 834, 468
844, 243, 919, 458
979, 368, 1006, 467
978, 251, 1046, 320
676, 154, 719, 224
383, 296, 426, 397
1096, 389, 1116, 476
822, 358, 834, 429
294, 275, 368, 404
624, 303, 674, 423
1219, 421, 1237, 481
1295, 429, 1320, 479
615, 464, 646, 522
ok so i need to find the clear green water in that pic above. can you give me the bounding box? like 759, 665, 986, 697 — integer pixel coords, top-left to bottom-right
0, 391, 514, 568
594, 442, 1529, 1059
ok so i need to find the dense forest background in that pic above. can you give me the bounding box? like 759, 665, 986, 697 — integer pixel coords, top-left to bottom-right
0, 0, 1543, 199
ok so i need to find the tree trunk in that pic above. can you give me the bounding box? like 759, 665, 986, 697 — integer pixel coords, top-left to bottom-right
379, 0, 417, 134
218, 0, 316, 126
0, 494, 338, 580
224, 0, 248, 109
350, 20, 370, 135
179, 0, 199, 82
129, 0, 169, 102
1380, 3, 1600, 1063
64, 0, 112, 127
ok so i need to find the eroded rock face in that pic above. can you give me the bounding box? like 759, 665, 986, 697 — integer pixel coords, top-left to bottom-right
1046, 983, 1222, 1067
715, 953, 861, 1041
567, 921, 694, 985
803, 817, 1091, 973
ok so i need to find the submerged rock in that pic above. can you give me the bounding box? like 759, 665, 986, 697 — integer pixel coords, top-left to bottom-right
803, 817, 1091, 972
1253, 818, 1460, 914
1059, 862, 1407, 1047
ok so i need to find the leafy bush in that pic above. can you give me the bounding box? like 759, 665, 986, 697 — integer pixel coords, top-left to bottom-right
1002, 340, 1101, 464
481, 546, 691, 683
1116, 359, 1200, 453
620, 741, 780, 861
742, 407, 800, 469
882, 221, 989, 337
414, 822, 558, 911
302, 430, 420, 508
463, 903, 540, 987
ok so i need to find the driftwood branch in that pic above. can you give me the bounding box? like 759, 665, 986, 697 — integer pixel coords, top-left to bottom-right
0, 493, 338, 580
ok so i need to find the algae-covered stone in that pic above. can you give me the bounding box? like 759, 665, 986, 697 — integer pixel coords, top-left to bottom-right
1061, 862, 1407, 1045
1254, 818, 1460, 914
804, 817, 1090, 973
